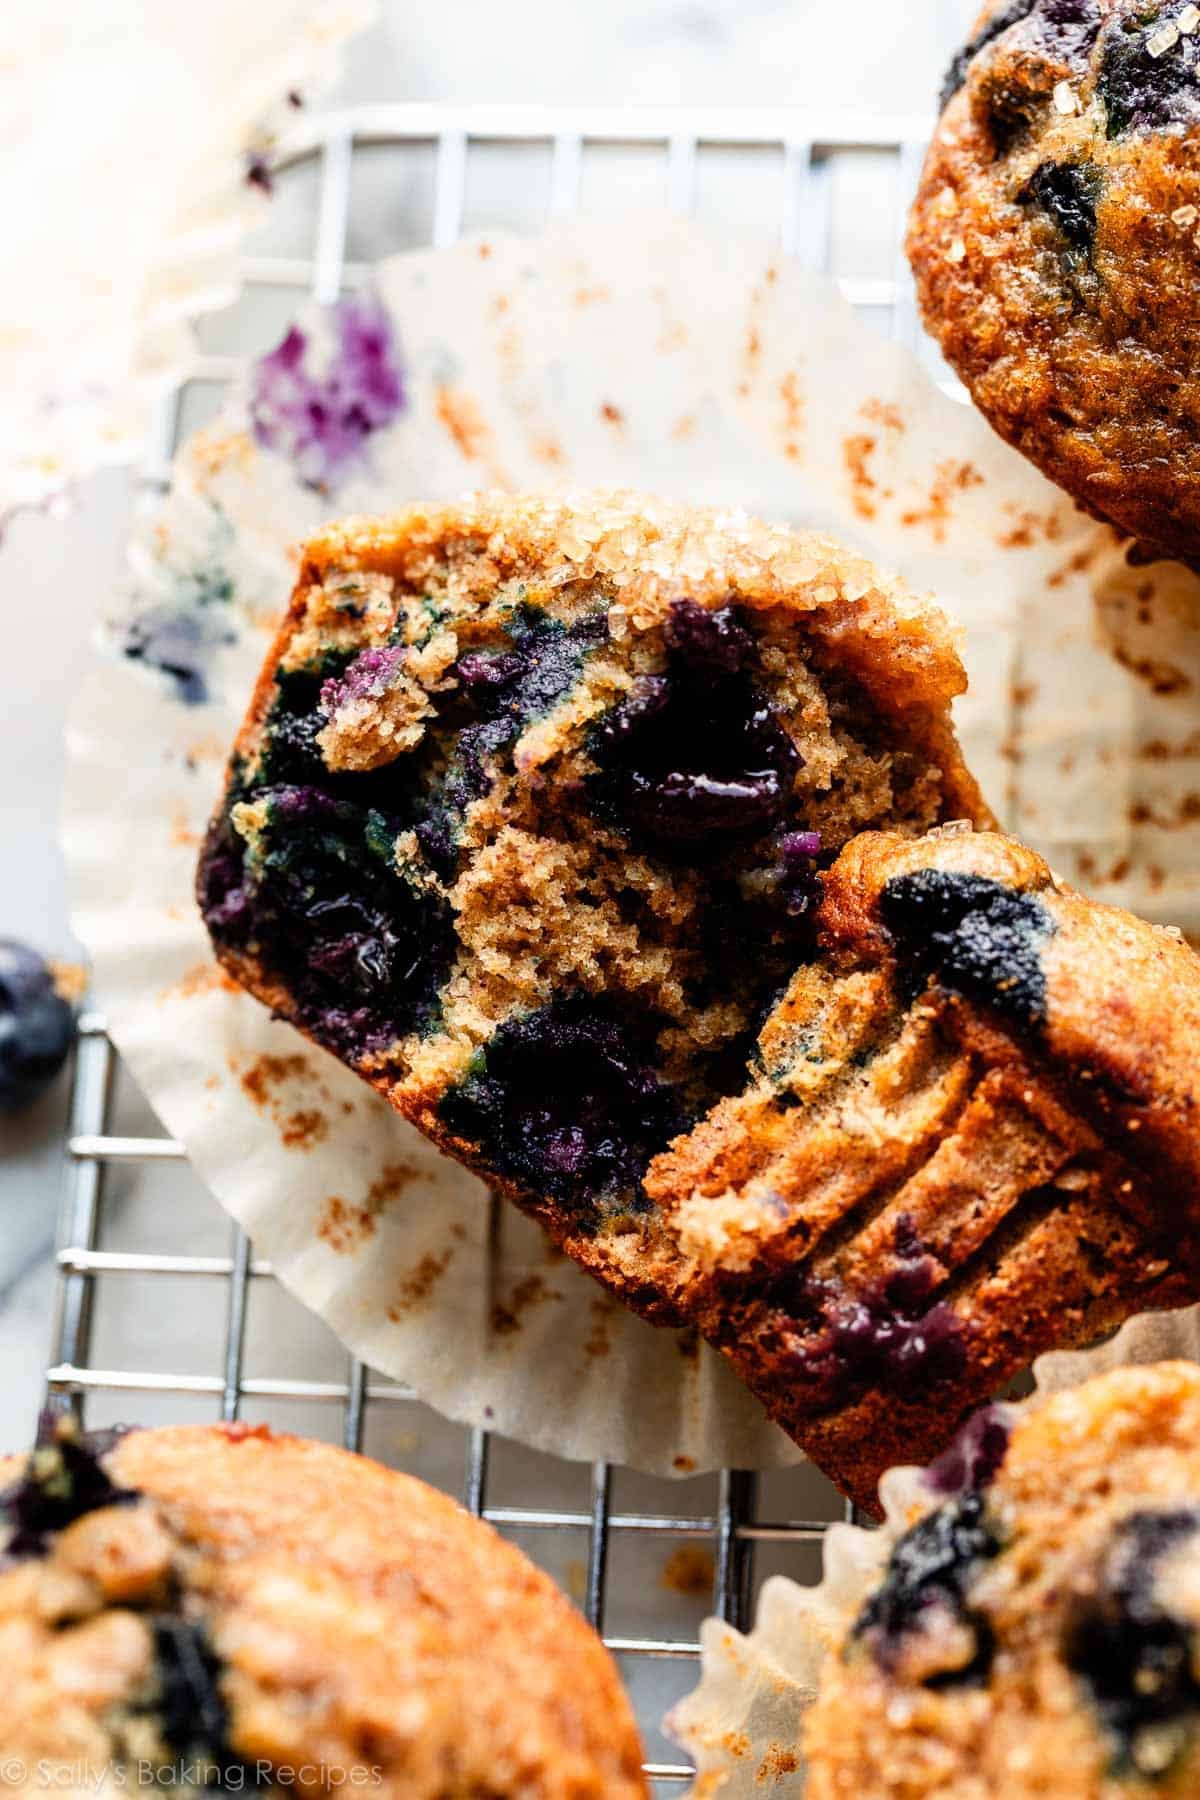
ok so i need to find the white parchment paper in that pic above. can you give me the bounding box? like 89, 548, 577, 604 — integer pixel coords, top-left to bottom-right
61, 212, 1200, 1477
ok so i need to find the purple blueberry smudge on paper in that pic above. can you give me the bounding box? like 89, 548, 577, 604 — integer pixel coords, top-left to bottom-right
250, 293, 406, 493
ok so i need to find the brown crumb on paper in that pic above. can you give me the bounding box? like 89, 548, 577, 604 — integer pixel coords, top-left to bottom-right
660, 1544, 716, 1597
600, 401, 624, 431
899, 458, 984, 541
757, 1745, 802, 1781
160, 960, 240, 1003
583, 1295, 618, 1361
433, 384, 512, 489
861, 396, 905, 433
491, 1272, 555, 1337
238, 1052, 330, 1151
843, 433, 879, 520
319, 1195, 374, 1254
1112, 646, 1192, 697
779, 369, 804, 463
367, 1159, 420, 1213
386, 1247, 456, 1318
169, 804, 201, 849
1129, 793, 1200, 830
673, 1454, 697, 1473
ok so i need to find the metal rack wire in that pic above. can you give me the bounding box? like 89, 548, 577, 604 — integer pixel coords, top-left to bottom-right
46, 106, 938, 1791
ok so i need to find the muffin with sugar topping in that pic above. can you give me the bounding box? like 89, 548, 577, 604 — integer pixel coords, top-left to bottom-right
0, 1415, 647, 1797
805, 1363, 1200, 1797
909, 0, 1200, 567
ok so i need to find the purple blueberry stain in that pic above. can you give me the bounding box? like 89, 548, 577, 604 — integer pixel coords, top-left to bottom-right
250, 293, 406, 493
924, 1405, 1013, 1498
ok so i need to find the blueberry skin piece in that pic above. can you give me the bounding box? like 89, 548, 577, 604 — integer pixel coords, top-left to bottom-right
0, 940, 76, 1111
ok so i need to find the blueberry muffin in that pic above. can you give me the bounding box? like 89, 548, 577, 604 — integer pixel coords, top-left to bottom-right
0, 1415, 646, 1797
656, 826, 1200, 1510
805, 1362, 1200, 1797
198, 489, 987, 1325
909, 1, 1200, 567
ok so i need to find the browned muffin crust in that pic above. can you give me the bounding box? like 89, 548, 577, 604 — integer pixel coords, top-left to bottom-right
805, 1363, 1200, 1797
908, 0, 1200, 567
651, 827, 1200, 1511
0, 1420, 647, 1798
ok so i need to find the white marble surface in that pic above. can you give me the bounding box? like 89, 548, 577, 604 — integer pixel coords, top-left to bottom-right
0, 0, 976, 1444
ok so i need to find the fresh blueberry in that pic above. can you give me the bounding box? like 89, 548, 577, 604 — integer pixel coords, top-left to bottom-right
0, 941, 76, 1112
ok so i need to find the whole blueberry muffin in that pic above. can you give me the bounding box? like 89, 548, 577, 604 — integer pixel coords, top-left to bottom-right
0, 1416, 646, 1797
805, 1362, 1200, 1797
198, 489, 987, 1328
656, 826, 1200, 1510
909, 1, 1200, 567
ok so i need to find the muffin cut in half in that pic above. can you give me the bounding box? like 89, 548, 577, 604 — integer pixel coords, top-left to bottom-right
0, 1415, 647, 1797
199, 493, 1200, 1503
909, 0, 1200, 568
805, 1362, 1200, 1797
198, 489, 987, 1335
656, 825, 1200, 1509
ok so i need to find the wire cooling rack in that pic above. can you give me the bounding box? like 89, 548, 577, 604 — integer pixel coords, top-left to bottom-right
46, 106, 943, 1792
